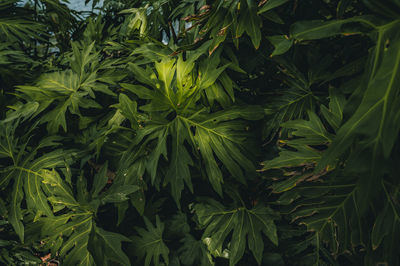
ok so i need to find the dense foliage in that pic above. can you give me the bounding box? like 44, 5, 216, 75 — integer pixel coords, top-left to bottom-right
1, 0, 400, 265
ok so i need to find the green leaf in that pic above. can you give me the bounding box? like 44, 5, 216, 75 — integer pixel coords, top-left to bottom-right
263, 111, 332, 170
0, 121, 73, 241
39, 161, 141, 265
9, 176, 24, 242
115, 158, 147, 216
186, 106, 262, 195
146, 125, 169, 184
198, 57, 230, 90
127, 63, 158, 89
41, 169, 78, 208
40, 212, 94, 265
40, 166, 135, 265
16, 42, 119, 133
176, 53, 200, 90
371, 181, 400, 258
362, 0, 400, 19
0, 101, 39, 124
290, 16, 378, 41
317, 20, 400, 171
118, 93, 138, 129
208, 21, 229, 56
59, 218, 94, 265
155, 59, 176, 92
164, 119, 193, 207
90, 162, 109, 199
121, 83, 154, 100
0, 17, 44, 43
165, 212, 190, 239
263, 145, 321, 170
337, 0, 353, 17
194, 199, 278, 265
320, 88, 346, 131
267, 35, 293, 56
263, 57, 316, 140
286, 175, 363, 254
179, 234, 214, 266
371, 202, 392, 250
258, 0, 289, 14
124, 105, 261, 201
71, 41, 97, 79
94, 226, 131, 266
101, 185, 140, 203
132, 216, 169, 266
244, 0, 262, 49
271, 172, 314, 193
282, 111, 332, 145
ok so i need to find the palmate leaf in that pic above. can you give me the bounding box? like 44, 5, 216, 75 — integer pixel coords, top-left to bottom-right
123, 105, 262, 204
121, 55, 263, 203
161, 212, 214, 265
320, 88, 346, 132
128, 42, 238, 107
40, 169, 94, 265
281, 173, 364, 255
0, 101, 39, 125
263, 57, 317, 140
262, 109, 334, 173
0, 0, 45, 43
263, 144, 321, 173
198, 49, 236, 108
0, 18, 44, 43
264, 96, 366, 256
0, 121, 74, 242
132, 215, 169, 266
16, 42, 119, 133
285, 13, 400, 173
277, 227, 336, 266
263, 94, 345, 198
185, 107, 262, 195
164, 118, 193, 206
115, 93, 139, 129
194, 199, 279, 266
264, 12, 400, 261
370, 180, 400, 265
125, 52, 231, 112
262, 88, 345, 185
178, 234, 214, 266
282, 111, 333, 146
40, 168, 133, 265
263, 91, 355, 255
317, 19, 400, 171
90, 226, 132, 266
110, 154, 147, 218
0, 43, 37, 77
264, 15, 383, 140
0, 225, 42, 266
173, 0, 289, 51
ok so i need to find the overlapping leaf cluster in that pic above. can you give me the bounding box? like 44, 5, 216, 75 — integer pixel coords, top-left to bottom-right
1, 0, 399, 265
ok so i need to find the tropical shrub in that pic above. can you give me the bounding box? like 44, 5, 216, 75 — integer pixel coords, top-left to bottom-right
1, 0, 400, 265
